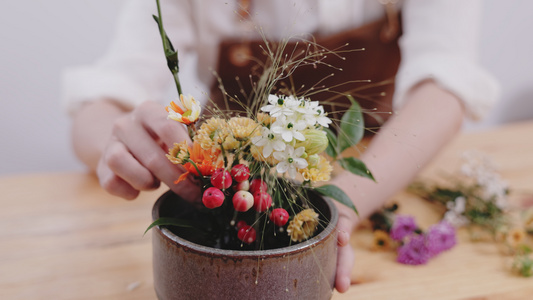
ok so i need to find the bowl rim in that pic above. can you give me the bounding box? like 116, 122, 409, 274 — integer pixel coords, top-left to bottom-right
152, 189, 339, 258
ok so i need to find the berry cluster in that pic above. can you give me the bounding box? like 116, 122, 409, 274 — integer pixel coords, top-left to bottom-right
201, 164, 290, 244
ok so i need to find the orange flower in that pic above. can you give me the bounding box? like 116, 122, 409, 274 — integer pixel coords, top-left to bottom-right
175, 142, 222, 184
165, 94, 201, 125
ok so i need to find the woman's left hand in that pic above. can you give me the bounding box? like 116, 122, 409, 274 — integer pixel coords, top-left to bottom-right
334, 203, 358, 293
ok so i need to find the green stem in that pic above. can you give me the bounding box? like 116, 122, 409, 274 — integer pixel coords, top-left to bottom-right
173, 73, 183, 96
155, 0, 168, 50
155, 0, 183, 95
185, 158, 207, 189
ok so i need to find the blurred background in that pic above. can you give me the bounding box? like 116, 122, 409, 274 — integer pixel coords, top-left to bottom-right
1, 0, 532, 176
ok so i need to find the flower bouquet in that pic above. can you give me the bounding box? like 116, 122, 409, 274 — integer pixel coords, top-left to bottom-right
147, 1, 375, 298
408, 151, 533, 276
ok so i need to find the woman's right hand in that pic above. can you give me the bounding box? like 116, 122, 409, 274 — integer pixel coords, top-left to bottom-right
73, 100, 201, 201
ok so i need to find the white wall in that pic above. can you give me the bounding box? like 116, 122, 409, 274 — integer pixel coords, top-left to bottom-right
465, 0, 533, 130
0, 0, 127, 175
0, 0, 532, 175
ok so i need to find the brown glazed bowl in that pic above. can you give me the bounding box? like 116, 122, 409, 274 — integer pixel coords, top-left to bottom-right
152, 190, 338, 300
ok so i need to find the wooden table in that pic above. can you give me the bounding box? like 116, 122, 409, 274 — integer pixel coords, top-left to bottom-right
2, 121, 533, 300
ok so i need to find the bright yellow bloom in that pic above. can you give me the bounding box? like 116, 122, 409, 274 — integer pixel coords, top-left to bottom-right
166, 94, 201, 125
287, 208, 320, 242
299, 155, 332, 182
166, 141, 189, 165
227, 117, 261, 141
195, 118, 230, 151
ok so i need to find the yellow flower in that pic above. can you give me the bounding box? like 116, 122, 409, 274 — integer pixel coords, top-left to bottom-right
299, 155, 332, 182
256, 112, 275, 126
166, 141, 189, 165
287, 208, 320, 242
506, 227, 527, 249
166, 94, 201, 125
195, 118, 230, 151
372, 230, 391, 251
227, 117, 261, 141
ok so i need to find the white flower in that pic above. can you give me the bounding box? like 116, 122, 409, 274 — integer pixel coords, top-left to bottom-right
444, 210, 470, 227
271, 117, 306, 142
273, 146, 308, 179
261, 95, 298, 118
446, 197, 466, 214
444, 196, 469, 227
460, 150, 508, 209
251, 127, 286, 158
296, 100, 331, 128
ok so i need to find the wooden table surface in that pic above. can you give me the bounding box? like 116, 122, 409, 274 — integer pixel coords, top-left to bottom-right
2, 121, 533, 300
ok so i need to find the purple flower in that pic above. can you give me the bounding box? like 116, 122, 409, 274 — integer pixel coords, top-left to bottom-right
426, 221, 456, 256
390, 215, 417, 241
396, 235, 431, 265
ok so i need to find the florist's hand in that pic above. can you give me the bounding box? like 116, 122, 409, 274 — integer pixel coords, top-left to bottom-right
335, 203, 358, 293
97, 101, 201, 201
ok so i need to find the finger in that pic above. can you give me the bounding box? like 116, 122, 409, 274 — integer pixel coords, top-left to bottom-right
335, 242, 355, 293
336, 211, 355, 247
335, 210, 356, 293
114, 112, 201, 201
116, 118, 179, 182
337, 226, 350, 247
104, 139, 160, 191
97, 158, 140, 200
136, 101, 191, 150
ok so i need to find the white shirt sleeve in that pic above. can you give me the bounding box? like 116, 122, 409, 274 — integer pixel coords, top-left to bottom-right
61, 0, 196, 116
394, 0, 499, 120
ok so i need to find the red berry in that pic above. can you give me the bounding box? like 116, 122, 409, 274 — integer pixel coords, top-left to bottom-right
232, 190, 254, 212
253, 191, 272, 212
233, 180, 250, 192
236, 220, 248, 229
249, 178, 267, 194
230, 164, 250, 182
202, 187, 225, 209
269, 208, 289, 226
211, 168, 232, 189
237, 225, 256, 244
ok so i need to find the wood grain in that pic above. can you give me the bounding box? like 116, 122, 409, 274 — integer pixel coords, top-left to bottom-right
1, 121, 532, 300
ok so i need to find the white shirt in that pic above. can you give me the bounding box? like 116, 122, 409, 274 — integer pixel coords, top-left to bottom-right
62, 0, 499, 120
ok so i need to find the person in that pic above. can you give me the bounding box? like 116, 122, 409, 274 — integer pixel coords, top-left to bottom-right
63, 0, 498, 293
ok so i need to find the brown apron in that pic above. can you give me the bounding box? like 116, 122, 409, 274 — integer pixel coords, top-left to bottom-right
208, 7, 402, 130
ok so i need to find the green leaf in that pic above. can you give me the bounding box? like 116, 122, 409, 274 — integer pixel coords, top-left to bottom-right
144, 217, 193, 236
314, 184, 358, 215
338, 96, 364, 153
324, 127, 339, 159
338, 157, 375, 181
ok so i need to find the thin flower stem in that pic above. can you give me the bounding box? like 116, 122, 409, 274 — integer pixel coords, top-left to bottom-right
184, 158, 207, 189
173, 73, 183, 96
155, 0, 183, 95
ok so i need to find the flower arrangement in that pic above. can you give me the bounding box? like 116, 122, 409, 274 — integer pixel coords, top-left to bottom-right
407, 151, 533, 276
146, 0, 374, 250
369, 204, 457, 265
